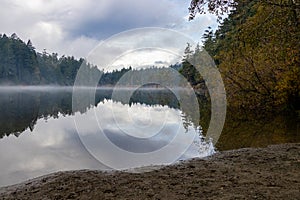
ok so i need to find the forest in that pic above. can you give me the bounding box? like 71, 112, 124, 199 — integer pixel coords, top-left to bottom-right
183, 0, 300, 112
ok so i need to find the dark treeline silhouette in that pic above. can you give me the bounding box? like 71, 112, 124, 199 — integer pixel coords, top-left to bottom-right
0, 33, 87, 85
0, 34, 40, 84
0, 33, 182, 86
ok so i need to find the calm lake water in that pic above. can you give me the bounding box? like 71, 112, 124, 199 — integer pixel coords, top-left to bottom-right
0, 86, 299, 187
0, 86, 214, 187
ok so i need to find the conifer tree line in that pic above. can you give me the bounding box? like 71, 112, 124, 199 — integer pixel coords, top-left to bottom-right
0, 33, 182, 86
0, 33, 84, 85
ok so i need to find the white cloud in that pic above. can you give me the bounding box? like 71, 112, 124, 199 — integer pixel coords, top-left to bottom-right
0, 0, 218, 58
110, 49, 181, 70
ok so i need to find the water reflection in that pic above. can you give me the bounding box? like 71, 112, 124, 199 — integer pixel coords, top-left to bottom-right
215, 110, 300, 150
0, 87, 184, 139
0, 87, 211, 187
0, 114, 103, 187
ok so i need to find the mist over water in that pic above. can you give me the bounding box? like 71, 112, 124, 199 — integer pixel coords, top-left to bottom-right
0, 86, 73, 92
0, 85, 196, 91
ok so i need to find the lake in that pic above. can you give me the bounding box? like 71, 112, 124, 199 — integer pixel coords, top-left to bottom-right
0, 86, 299, 187
0, 86, 214, 187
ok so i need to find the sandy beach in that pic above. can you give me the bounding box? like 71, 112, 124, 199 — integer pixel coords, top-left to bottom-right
0, 143, 299, 200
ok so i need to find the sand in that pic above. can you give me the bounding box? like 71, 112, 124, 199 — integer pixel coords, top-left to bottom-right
0, 143, 299, 200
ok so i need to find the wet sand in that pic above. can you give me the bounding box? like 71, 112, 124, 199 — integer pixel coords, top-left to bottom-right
0, 143, 299, 200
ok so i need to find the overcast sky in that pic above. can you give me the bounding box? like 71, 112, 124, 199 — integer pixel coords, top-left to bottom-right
0, 0, 217, 60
